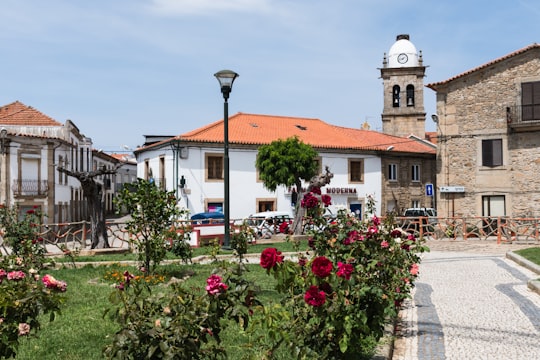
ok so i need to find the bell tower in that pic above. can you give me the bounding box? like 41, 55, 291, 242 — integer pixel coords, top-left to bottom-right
380, 34, 426, 139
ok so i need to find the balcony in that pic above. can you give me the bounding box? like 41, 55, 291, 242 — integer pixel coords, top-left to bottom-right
506, 105, 540, 132
12, 179, 49, 197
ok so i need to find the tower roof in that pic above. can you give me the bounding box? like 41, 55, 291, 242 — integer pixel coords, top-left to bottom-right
387, 34, 420, 68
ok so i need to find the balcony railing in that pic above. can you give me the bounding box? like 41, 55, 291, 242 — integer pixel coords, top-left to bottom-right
506, 105, 540, 130
12, 179, 49, 197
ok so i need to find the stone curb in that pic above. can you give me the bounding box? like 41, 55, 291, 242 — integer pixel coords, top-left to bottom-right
506, 251, 540, 295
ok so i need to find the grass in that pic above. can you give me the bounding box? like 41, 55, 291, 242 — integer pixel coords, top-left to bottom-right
52, 239, 308, 263
15, 261, 288, 360
514, 247, 540, 266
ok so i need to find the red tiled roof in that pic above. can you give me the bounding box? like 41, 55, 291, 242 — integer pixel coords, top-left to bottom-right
0, 101, 62, 126
168, 113, 435, 154
426, 43, 540, 90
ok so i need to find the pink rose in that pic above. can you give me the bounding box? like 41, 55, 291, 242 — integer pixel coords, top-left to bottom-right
410, 263, 419, 276
206, 274, 228, 296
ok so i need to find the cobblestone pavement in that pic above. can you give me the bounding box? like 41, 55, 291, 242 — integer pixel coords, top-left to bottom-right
392, 239, 540, 360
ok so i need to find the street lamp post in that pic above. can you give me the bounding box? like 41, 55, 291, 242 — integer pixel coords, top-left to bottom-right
214, 70, 239, 248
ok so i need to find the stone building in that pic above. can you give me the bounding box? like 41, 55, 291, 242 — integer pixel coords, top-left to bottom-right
427, 44, 540, 218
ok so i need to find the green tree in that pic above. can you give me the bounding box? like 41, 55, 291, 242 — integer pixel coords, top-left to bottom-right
255, 136, 318, 234
114, 178, 189, 274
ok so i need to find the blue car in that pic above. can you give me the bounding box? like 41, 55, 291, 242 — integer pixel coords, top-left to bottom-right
190, 212, 225, 224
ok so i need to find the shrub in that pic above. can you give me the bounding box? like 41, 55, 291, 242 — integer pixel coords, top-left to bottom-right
103, 261, 261, 359
0, 255, 67, 359
114, 179, 192, 274
258, 193, 428, 359
0, 205, 47, 270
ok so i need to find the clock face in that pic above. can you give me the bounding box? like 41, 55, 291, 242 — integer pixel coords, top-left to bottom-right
397, 53, 408, 64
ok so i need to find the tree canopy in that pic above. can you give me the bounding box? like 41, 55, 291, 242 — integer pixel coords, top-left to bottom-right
256, 136, 318, 192
256, 136, 319, 235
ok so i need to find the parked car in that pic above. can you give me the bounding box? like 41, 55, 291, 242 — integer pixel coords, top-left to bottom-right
244, 211, 292, 239
400, 208, 437, 234
190, 212, 225, 224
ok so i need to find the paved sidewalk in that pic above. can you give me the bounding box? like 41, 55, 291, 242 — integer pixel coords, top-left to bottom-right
392, 240, 540, 360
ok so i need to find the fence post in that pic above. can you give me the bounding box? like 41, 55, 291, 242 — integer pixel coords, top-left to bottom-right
497, 217, 501, 244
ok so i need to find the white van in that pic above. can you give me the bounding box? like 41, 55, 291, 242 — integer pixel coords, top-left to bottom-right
244, 211, 293, 239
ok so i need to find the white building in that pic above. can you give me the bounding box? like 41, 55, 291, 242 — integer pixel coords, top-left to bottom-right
134, 113, 435, 220
0, 101, 127, 223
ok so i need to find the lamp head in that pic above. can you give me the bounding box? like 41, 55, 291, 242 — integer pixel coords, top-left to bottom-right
431, 114, 439, 123
214, 70, 239, 100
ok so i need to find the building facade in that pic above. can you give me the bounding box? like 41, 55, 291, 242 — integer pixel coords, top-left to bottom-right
0, 101, 126, 223
427, 44, 540, 218
135, 113, 436, 220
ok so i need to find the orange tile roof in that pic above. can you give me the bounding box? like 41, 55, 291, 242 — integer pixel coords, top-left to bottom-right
427, 43, 540, 90
173, 113, 435, 154
0, 101, 62, 126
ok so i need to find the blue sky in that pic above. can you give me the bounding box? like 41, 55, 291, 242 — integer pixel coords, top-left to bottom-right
1, 0, 539, 152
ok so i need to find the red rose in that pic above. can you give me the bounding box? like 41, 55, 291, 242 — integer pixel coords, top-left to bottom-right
260, 248, 284, 269
311, 256, 333, 278
336, 261, 354, 280
304, 285, 326, 307
321, 194, 332, 207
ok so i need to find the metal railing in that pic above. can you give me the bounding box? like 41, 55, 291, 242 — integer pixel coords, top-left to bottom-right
12, 179, 49, 196
506, 105, 540, 126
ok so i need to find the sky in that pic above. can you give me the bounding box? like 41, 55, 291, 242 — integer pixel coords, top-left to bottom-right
1, 0, 540, 152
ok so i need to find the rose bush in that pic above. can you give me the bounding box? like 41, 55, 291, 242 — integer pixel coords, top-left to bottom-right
104, 254, 262, 359
0, 205, 47, 270
103, 189, 427, 359
259, 191, 428, 359
0, 255, 67, 359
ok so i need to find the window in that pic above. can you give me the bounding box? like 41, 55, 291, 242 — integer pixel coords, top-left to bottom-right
482, 139, 502, 167
257, 200, 276, 212
388, 163, 397, 181
521, 81, 540, 121
411, 200, 420, 208
482, 195, 505, 217
406, 85, 415, 107
392, 85, 400, 107
206, 154, 223, 180
411, 164, 420, 182
349, 159, 364, 183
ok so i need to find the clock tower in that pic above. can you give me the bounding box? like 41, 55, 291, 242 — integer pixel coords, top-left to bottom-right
380, 34, 426, 139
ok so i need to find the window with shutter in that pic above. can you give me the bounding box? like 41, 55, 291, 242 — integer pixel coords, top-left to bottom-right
482, 139, 503, 167
206, 154, 224, 180
349, 159, 364, 183
521, 81, 540, 121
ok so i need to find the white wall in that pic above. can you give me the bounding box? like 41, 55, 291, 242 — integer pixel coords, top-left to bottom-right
137, 144, 383, 220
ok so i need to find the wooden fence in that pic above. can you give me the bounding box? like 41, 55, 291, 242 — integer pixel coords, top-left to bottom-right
1, 216, 539, 255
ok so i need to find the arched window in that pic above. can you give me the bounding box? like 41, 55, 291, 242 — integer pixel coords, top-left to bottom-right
392, 85, 400, 107
406, 84, 415, 107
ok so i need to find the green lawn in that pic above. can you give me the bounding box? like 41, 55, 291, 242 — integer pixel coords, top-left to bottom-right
514, 247, 540, 266
52, 239, 307, 264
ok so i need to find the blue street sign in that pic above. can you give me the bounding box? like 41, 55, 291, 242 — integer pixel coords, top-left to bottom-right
426, 183, 433, 196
